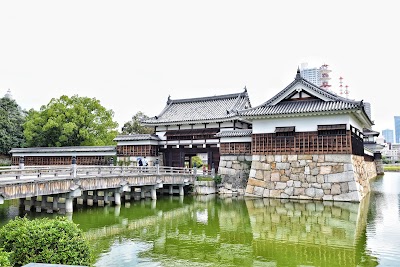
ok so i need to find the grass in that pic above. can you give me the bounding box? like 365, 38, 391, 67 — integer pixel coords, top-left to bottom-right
383, 165, 400, 172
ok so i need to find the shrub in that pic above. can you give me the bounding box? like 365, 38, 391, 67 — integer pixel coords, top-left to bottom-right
197, 176, 214, 181
0, 217, 91, 266
214, 175, 222, 184
0, 249, 11, 267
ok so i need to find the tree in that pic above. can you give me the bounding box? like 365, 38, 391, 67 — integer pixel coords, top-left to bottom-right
24, 95, 118, 147
121, 111, 154, 134
192, 155, 203, 168
0, 217, 91, 266
0, 97, 26, 155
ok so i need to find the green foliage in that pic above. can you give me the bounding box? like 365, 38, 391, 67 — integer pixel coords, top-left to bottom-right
192, 155, 203, 168
214, 175, 222, 184
24, 95, 118, 147
0, 216, 91, 266
0, 97, 26, 155
0, 248, 11, 267
121, 111, 154, 134
383, 166, 400, 172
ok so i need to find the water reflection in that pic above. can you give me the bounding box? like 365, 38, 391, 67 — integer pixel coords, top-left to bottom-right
2, 181, 398, 266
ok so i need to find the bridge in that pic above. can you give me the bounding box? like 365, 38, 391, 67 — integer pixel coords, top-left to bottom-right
0, 165, 196, 213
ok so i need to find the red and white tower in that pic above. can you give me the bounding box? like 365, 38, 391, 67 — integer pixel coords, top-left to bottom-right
319, 64, 332, 91
344, 85, 350, 98
339, 77, 343, 96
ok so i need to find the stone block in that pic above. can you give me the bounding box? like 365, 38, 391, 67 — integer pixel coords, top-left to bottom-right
266, 182, 275, 189
348, 181, 358, 191
245, 156, 253, 161
299, 160, 307, 167
263, 163, 271, 171
326, 172, 354, 183
322, 183, 332, 190
245, 185, 254, 194
288, 155, 298, 161
291, 161, 300, 168
317, 155, 325, 163
317, 175, 324, 184
271, 162, 276, 169
344, 164, 354, 171
226, 161, 232, 168
232, 163, 242, 170
301, 182, 309, 188
270, 190, 281, 198
282, 155, 288, 162
294, 181, 301, 188
311, 183, 322, 189
291, 174, 300, 181
311, 167, 320, 176
331, 184, 341, 195
219, 160, 227, 167
304, 166, 310, 175
266, 155, 275, 163
263, 189, 270, 197
324, 189, 331, 195
340, 182, 349, 194
315, 189, 324, 199
253, 186, 265, 196
238, 155, 245, 161
255, 170, 264, 179
276, 182, 287, 190
322, 195, 333, 201
325, 154, 351, 163
333, 191, 360, 202
260, 155, 266, 162
252, 155, 261, 161
275, 155, 282, 162
281, 193, 290, 199
332, 165, 344, 173
249, 169, 256, 178
305, 188, 316, 197
320, 166, 332, 175
271, 172, 280, 181
284, 187, 294, 196
294, 188, 305, 196
287, 180, 294, 187
248, 178, 267, 188
281, 175, 290, 182
292, 167, 304, 174
298, 155, 313, 160
218, 167, 227, 175
264, 171, 271, 181
276, 162, 290, 170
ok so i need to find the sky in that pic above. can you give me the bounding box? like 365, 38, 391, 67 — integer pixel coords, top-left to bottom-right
0, 0, 398, 134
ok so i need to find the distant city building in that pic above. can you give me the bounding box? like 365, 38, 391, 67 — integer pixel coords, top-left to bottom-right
382, 129, 394, 144
395, 116, 400, 143
300, 63, 321, 86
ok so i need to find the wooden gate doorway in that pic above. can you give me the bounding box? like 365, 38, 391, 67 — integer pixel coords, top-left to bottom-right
161, 146, 220, 171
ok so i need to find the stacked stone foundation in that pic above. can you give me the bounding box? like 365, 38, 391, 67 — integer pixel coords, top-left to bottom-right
245, 154, 376, 202
218, 155, 252, 196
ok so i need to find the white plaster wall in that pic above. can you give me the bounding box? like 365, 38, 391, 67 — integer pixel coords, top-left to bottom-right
252, 114, 362, 133
220, 137, 252, 143
116, 140, 159, 146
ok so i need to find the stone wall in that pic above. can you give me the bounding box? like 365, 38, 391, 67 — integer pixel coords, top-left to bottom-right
245, 154, 376, 202
218, 155, 252, 195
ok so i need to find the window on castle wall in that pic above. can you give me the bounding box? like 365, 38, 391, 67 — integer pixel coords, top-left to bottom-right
318, 124, 346, 136
275, 126, 295, 137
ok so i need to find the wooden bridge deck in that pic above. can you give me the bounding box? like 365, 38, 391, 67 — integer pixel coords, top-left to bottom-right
0, 166, 197, 204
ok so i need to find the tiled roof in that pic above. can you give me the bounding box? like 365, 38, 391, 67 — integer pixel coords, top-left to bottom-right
241, 99, 361, 117
143, 90, 251, 125
114, 134, 161, 141
215, 129, 253, 137
240, 70, 369, 122
9, 146, 116, 154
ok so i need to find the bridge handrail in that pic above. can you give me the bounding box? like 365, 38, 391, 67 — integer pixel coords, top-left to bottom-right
0, 165, 196, 180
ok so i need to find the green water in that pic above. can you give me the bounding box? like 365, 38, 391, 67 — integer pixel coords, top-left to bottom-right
1, 173, 400, 266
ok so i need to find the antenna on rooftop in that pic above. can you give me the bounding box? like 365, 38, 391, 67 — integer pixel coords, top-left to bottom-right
320, 64, 332, 92
339, 77, 343, 96
344, 85, 350, 98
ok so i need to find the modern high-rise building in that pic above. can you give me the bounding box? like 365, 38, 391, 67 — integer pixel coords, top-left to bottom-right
364, 102, 372, 120
382, 129, 394, 144
300, 63, 321, 86
395, 116, 400, 143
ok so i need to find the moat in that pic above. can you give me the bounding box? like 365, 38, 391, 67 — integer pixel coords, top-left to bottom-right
1, 173, 399, 267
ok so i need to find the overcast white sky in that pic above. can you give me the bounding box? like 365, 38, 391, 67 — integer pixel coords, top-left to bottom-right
0, 1, 398, 134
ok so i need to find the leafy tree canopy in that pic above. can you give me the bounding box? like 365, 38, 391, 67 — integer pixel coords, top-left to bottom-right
121, 111, 153, 134
24, 95, 118, 147
0, 97, 26, 154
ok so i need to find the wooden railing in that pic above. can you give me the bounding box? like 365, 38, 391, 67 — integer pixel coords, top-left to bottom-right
0, 165, 195, 181
252, 131, 355, 155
